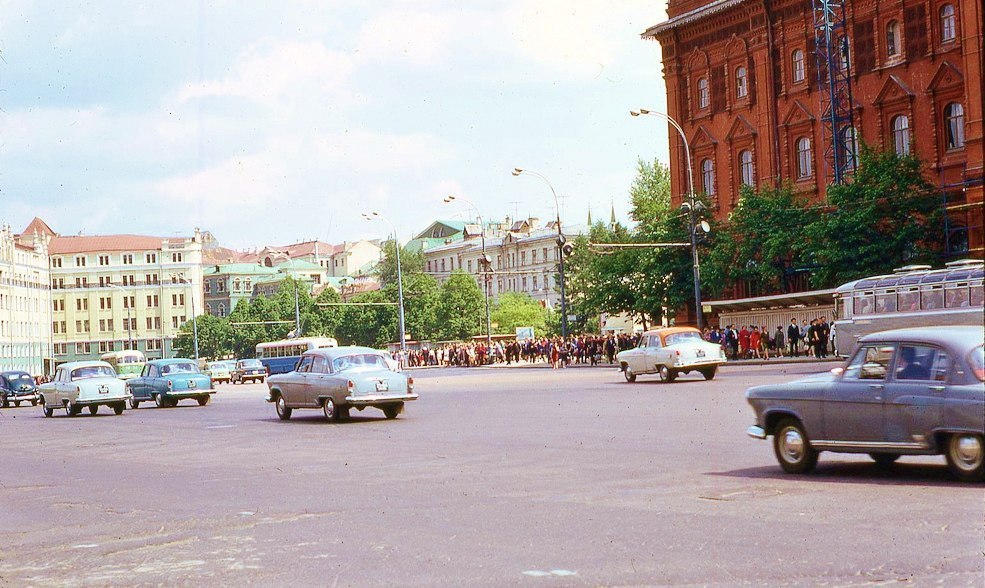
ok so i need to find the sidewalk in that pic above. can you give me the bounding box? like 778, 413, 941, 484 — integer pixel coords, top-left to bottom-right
405, 355, 842, 371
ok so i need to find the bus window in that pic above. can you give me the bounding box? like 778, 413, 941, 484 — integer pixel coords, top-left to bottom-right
921, 286, 944, 310
835, 296, 848, 320
970, 285, 983, 307
898, 289, 919, 312
875, 291, 897, 313
945, 285, 970, 308
854, 293, 875, 315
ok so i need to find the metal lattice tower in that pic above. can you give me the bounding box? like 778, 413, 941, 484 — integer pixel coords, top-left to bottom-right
813, 0, 857, 184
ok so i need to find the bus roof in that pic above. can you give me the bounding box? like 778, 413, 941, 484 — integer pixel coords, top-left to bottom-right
836, 261, 984, 293
255, 337, 338, 349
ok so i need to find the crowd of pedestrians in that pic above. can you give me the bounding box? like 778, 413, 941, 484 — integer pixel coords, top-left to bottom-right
702, 317, 834, 360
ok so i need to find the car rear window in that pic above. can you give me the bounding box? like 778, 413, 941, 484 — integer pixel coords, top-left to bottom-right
332, 354, 388, 372
970, 346, 984, 382
664, 332, 703, 346
71, 366, 117, 380
162, 362, 198, 374
241, 360, 262, 368
9, 373, 33, 382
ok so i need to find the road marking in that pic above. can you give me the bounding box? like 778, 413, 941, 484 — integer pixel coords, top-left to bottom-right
72, 544, 99, 549
522, 570, 577, 577
205, 424, 236, 429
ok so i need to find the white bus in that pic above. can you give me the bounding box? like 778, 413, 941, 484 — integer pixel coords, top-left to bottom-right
256, 337, 339, 374
99, 350, 147, 380
832, 259, 984, 356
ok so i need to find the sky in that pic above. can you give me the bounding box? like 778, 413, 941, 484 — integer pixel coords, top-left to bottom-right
0, 0, 670, 250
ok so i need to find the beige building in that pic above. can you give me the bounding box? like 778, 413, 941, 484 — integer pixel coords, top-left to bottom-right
423, 218, 575, 309
38, 220, 204, 362
1, 222, 52, 375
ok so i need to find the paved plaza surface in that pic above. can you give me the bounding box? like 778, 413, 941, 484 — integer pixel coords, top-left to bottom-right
1, 363, 982, 586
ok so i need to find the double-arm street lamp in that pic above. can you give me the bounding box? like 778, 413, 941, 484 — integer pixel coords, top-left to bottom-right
630, 108, 705, 329
170, 274, 199, 362
362, 211, 407, 357
512, 167, 569, 338
108, 283, 135, 352
269, 251, 302, 338
443, 194, 493, 351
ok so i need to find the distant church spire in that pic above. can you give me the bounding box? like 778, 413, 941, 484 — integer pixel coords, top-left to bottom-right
610, 201, 617, 228
587, 207, 593, 226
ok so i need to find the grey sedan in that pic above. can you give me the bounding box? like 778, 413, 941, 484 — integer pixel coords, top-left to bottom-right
265, 346, 417, 422
746, 326, 984, 482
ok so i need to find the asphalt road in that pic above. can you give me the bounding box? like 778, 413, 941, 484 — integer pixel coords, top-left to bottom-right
1, 363, 982, 587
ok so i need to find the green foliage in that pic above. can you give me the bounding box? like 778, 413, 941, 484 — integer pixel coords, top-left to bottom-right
399, 272, 441, 343
173, 314, 232, 360
335, 290, 397, 348
490, 292, 548, 336
804, 146, 943, 287
375, 239, 424, 287
435, 270, 484, 340
702, 183, 812, 297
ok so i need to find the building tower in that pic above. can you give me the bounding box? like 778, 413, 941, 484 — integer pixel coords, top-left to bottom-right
813, 0, 857, 184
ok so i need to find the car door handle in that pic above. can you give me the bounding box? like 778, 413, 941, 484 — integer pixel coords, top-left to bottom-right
868, 384, 884, 390
929, 385, 945, 392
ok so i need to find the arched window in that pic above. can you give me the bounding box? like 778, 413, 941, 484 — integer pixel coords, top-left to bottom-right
735, 66, 748, 98
892, 115, 911, 155
697, 77, 710, 109
218, 303, 226, 317
205, 303, 213, 316
841, 126, 858, 171
792, 49, 806, 83
944, 102, 965, 149
739, 150, 754, 186
940, 5, 956, 42
886, 20, 901, 57
701, 159, 715, 195
796, 137, 813, 179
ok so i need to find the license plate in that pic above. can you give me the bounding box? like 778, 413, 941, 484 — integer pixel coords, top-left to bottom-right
375, 380, 389, 392
696, 350, 706, 357
98, 385, 109, 395
188, 381, 197, 389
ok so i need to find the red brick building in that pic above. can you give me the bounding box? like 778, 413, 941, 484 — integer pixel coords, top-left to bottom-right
644, 0, 984, 290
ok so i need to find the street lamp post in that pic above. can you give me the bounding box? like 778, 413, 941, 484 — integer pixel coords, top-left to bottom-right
511, 168, 569, 339
630, 108, 705, 329
362, 212, 406, 358
109, 283, 135, 352
170, 275, 199, 362
443, 195, 493, 353
270, 252, 302, 338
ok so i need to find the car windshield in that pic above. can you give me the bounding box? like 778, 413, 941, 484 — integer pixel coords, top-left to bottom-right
664, 332, 703, 346
8, 373, 33, 382
71, 366, 117, 380
332, 354, 389, 372
970, 345, 984, 382
161, 362, 198, 375
241, 360, 262, 368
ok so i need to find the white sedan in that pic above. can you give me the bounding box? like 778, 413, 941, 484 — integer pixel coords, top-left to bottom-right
617, 327, 727, 383
39, 361, 130, 417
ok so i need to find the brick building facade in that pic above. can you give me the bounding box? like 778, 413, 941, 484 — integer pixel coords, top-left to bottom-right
645, 0, 983, 292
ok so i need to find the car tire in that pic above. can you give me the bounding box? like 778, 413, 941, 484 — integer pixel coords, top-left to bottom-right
67, 403, 81, 417
338, 406, 350, 421
42, 403, 54, 418
88, 405, 98, 415
259, 377, 265, 384
1, 395, 8, 408
945, 433, 984, 483
323, 398, 338, 422
275, 394, 292, 421
31, 399, 37, 406
701, 367, 717, 380
197, 396, 210, 406
623, 365, 636, 383
772, 418, 818, 474
154, 394, 167, 408
383, 403, 403, 420
129, 398, 140, 410
658, 365, 676, 383
113, 403, 125, 415
14, 400, 21, 408
869, 453, 900, 467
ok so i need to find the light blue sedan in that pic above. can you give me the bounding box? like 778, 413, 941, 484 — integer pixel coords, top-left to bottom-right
126, 359, 215, 409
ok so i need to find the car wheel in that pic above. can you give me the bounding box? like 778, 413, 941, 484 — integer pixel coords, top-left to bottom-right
88, 405, 98, 415
338, 406, 350, 420
14, 400, 21, 408
701, 367, 717, 380
42, 403, 54, 418
658, 365, 676, 383
275, 395, 292, 420
31, 399, 37, 406
772, 418, 818, 474
945, 433, 984, 483
1, 395, 8, 408
323, 398, 338, 421
869, 453, 900, 467
197, 396, 210, 406
113, 403, 125, 415
623, 365, 636, 382
129, 398, 140, 410
383, 403, 403, 420
67, 403, 81, 417
154, 394, 167, 408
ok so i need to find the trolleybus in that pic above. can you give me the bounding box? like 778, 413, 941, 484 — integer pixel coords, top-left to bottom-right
256, 337, 339, 375
832, 259, 983, 356
100, 350, 147, 380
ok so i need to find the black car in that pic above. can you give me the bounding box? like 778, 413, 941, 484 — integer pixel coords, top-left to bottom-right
1, 371, 41, 408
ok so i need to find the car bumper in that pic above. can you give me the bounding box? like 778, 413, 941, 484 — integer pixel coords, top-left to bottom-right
746, 425, 767, 440
345, 393, 419, 405
74, 393, 133, 406
164, 389, 217, 398
674, 358, 727, 368
5, 392, 40, 402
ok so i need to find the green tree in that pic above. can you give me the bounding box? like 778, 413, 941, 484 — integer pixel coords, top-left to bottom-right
335, 290, 397, 347
804, 146, 943, 287
490, 292, 548, 336
435, 270, 483, 340
173, 313, 233, 360
702, 183, 812, 297
398, 272, 441, 343
375, 239, 424, 287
